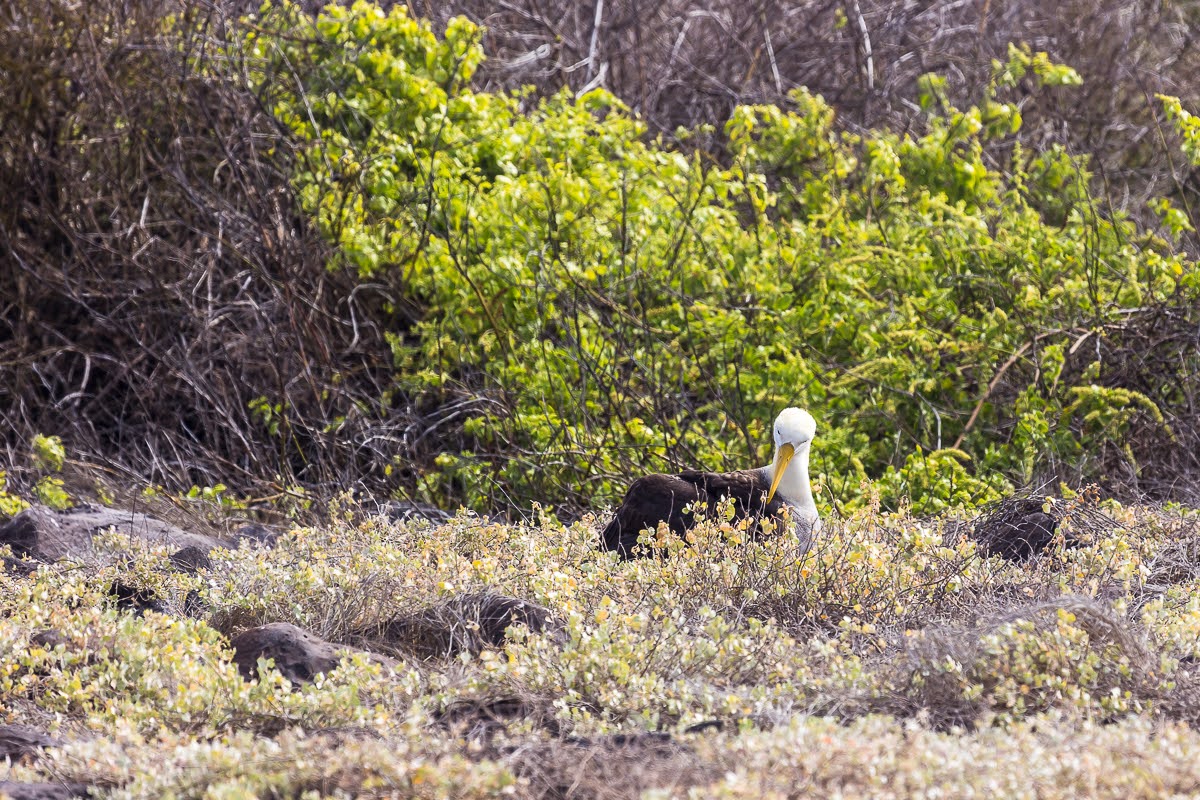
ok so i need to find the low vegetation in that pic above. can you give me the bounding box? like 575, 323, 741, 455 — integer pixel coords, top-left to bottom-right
3, 496, 1200, 796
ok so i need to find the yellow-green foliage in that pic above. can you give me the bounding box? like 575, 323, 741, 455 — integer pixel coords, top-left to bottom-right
0, 470, 30, 517
31, 433, 65, 473
2, 434, 74, 513
32, 476, 71, 510
245, 2, 1196, 514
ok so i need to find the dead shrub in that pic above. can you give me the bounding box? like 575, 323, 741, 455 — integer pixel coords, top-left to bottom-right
0, 0, 410, 499
364, 592, 561, 659
867, 596, 1164, 729
502, 733, 716, 800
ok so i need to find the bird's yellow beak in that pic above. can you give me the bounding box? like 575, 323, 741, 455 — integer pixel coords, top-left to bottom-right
766, 443, 795, 504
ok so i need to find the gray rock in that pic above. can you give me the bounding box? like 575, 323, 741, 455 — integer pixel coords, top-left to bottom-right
0, 504, 226, 562
0, 724, 61, 763
230, 622, 398, 684
0, 782, 90, 799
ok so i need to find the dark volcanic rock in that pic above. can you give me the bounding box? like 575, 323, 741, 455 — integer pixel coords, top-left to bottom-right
0, 724, 61, 764
0, 504, 226, 562
27, 630, 106, 669
0, 782, 91, 800
973, 497, 1064, 561
107, 581, 167, 615
0, 509, 44, 557
230, 623, 343, 683
1, 554, 38, 576
234, 523, 279, 547
29, 630, 69, 650
231, 623, 397, 684
377, 592, 559, 659
169, 545, 213, 573
183, 589, 209, 619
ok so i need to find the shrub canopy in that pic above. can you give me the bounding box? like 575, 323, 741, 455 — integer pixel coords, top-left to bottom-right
249, 1, 1200, 514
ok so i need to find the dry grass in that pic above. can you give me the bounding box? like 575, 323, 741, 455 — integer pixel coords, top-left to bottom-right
363, 592, 563, 659
502, 734, 716, 800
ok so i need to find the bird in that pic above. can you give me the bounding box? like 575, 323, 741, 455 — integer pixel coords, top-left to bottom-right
600, 408, 821, 558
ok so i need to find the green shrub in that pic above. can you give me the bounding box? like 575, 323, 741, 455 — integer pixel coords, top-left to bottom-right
252, 2, 1193, 513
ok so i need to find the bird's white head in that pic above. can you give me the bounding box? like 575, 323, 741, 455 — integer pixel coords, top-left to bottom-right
773, 407, 816, 450
766, 407, 817, 504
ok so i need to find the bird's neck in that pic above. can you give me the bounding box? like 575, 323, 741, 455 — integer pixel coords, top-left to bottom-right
764, 446, 817, 521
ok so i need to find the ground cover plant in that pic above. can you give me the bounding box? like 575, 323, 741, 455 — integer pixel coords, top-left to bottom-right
4, 495, 1200, 797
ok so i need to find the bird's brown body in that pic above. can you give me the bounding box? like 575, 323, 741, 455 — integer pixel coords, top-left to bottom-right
601, 468, 786, 558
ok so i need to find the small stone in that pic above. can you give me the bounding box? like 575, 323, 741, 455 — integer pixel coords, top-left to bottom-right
234, 523, 279, 547
1, 555, 38, 576
29, 630, 68, 650
0, 724, 61, 763
230, 623, 341, 683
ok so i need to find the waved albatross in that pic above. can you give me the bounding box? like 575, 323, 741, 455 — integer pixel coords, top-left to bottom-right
601, 407, 821, 558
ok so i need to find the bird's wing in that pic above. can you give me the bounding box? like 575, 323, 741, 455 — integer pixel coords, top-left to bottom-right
601, 474, 703, 557
676, 469, 778, 518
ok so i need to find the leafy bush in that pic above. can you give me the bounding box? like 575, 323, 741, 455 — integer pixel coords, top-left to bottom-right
256, 2, 1195, 513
